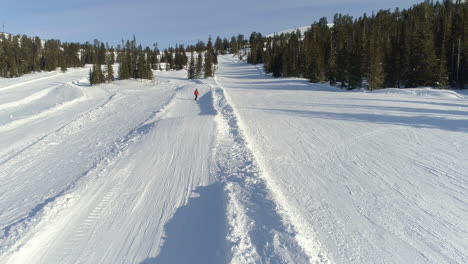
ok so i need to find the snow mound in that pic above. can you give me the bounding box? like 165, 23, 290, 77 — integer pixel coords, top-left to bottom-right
368, 88, 465, 99
0, 84, 84, 130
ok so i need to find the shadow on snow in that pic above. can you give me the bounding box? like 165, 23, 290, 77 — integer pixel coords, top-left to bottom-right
251, 107, 468, 133
197, 90, 217, 116
140, 183, 227, 264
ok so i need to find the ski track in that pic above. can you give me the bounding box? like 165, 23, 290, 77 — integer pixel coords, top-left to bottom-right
0, 87, 113, 167
0, 89, 116, 254
0, 84, 86, 133
0, 85, 58, 111
1, 58, 466, 263
0, 68, 87, 93
0, 73, 220, 264
1, 68, 325, 263
214, 55, 468, 264
209, 78, 329, 263
0, 79, 177, 257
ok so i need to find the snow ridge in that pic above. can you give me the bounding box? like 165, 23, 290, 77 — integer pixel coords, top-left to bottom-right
0, 82, 177, 257
210, 78, 328, 263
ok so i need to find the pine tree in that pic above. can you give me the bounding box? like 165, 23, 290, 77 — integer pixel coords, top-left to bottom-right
106, 57, 114, 82
137, 50, 152, 80
98, 42, 106, 64
204, 37, 215, 77
187, 51, 195, 79
403, 3, 438, 87
90, 64, 105, 85
328, 35, 338, 85
118, 48, 131, 80
204, 50, 213, 78
195, 51, 203, 78
230, 36, 239, 54
44, 39, 61, 71
438, 43, 449, 88
215, 36, 224, 55
147, 58, 154, 80
60, 56, 67, 72
89, 69, 93, 84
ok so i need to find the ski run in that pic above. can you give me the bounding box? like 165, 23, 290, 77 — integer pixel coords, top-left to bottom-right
0, 55, 467, 264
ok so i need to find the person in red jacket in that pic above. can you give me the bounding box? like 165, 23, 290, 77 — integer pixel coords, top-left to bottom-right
194, 89, 199, 101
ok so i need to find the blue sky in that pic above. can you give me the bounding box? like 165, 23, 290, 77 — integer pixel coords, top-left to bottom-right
1, 0, 424, 49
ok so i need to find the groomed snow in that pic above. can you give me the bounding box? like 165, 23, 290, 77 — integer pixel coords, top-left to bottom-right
0, 57, 467, 264
214, 55, 468, 263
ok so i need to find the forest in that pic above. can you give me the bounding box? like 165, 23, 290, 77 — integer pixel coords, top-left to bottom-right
249, 0, 468, 89
0, 0, 466, 89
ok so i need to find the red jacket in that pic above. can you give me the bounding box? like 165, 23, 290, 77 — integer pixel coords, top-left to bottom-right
194, 90, 199, 96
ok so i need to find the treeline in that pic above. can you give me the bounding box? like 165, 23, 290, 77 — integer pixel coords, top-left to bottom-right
0, 34, 85, 77
186, 37, 216, 79
89, 37, 157, 85
0, 33, 126, 78
89, 34, 248, 84
184, 35, 249, 79
247, 0, 468, 89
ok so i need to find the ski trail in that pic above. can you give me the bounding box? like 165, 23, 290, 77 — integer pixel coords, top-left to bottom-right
0, 84, 176, 258
45, 169, 128, 264
0, 90, 114, 167
209, 78, 329, 263
0, 86, 58, 111
0, 69, 87, 92
0, 84, 86, 133
0, 74, 61, 92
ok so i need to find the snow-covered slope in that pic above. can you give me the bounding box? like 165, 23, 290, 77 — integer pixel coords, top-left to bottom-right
0, 56, 467, 263
267, 26, 310, 37
214, 55, 468, 263
267, 24, 333, 37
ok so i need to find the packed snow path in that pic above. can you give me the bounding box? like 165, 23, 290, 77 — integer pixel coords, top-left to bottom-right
0, 68, 314, 263
0, 57, 467, 263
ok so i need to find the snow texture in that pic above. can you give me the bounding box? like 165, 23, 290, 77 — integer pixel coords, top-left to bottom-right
0, 56, 467, 264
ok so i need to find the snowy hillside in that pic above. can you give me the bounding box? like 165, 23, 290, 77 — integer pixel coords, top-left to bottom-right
267, 24, 334, 37
0, 56, 467, 263
267, 26, 310, 37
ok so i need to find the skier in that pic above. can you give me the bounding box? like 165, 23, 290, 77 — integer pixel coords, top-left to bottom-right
194, 89, 199, 101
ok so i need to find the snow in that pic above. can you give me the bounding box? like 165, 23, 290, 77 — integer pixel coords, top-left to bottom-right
214, 56, 468, 263
366, 87, 465, 99
267, 24, 334, 37
267, 26, 310, 37
0, 56, 467, 264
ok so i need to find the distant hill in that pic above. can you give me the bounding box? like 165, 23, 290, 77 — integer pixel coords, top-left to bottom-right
267, 26, 310, 37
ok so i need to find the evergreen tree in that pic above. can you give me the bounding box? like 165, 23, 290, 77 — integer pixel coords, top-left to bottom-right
60, 56, 67, 72
408, 2, 438, 87
106, 56, 114, 82
195, 51, 203, 78
215, 36, 225, 55
187, 52, 196, 79
247, 32, 264, 64
98, 42, 106, 65
207, 37, 217, 65
230, 36, 239, 54
204, 51, 213, 78
90, 64, 105, 85
204, 37, 215, 77
43, 39, 61, 71
328, 33, 338, 85
137, 48, 153, 80
118, 48, 131, 80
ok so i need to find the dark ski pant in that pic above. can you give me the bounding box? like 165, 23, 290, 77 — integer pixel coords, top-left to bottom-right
195, 95, 198, 100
